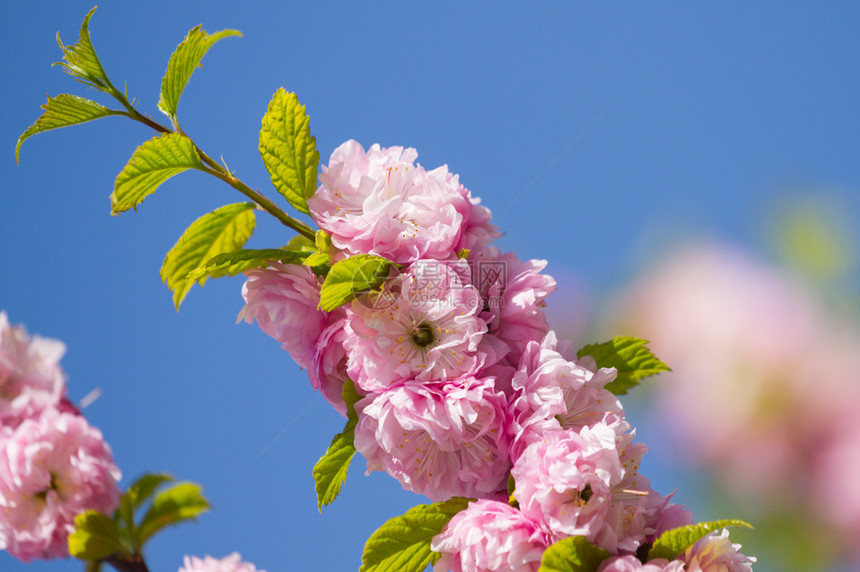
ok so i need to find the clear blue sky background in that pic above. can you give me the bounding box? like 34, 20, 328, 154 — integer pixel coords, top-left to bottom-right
2, 2, 859, 571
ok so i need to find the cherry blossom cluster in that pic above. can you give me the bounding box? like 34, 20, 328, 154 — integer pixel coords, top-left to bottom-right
239, 141, 756, 571
0, 312, 121, 562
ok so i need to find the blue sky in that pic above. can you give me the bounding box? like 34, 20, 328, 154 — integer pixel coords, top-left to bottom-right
2, 2, 859, 571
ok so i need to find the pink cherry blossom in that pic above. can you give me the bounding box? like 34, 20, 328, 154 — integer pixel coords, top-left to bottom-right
0, 407, 121, 562
512, 420, 651, 554
469, 248, 556, 365
179, 552, 265, 572
308, 314, 351, 417
345, 260, 498, 392
307, 140, 486, 264
680, 529, 755, 571
354, 377, 510, 501
431, 499, 549, 572
238, 263, 327, 370
641, 491, 694, 544
597, 555, 685, 572
508, 332, 622, 460
0, 312, 66, 429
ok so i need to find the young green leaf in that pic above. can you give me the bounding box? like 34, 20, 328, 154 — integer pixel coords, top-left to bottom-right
111, 133, 204, 214
575, 336, 670, 395
68, 510, 126, 561
186, 248, 308, 283
538, 536, 609, 572
158, 25, 242, 122
160, 203, 256, 309
303, 230, 332, 268
284, 234, 316, 252
54, 7, 113, 92
16, 94, 120, 163
360, 497, 472, 572
318, 254, 394, 312
313, 420, 357, 510
647, 519, 753, 562
136, 482, 210, 546
123, 473, 174, 512
342, 378, 362, 421
259, 88, 319, 214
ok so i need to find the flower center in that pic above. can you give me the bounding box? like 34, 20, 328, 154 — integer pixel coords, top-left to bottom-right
410, 322, 436, 348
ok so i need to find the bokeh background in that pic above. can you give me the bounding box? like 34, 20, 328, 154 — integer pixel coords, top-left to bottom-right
2, 2, 859, 571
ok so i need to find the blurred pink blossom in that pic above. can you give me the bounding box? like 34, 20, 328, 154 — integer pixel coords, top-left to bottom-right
178, 552, 265, 572
597, 555, 685, 572
0, 312, 66, 429
0, 407, 121, 562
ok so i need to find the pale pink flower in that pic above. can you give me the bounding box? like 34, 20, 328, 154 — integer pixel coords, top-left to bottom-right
642, 491, 694, 544
354, 377, 510, 501
431, 499, 549, 572
179, 552, 265, 572
597, 556, 685, 572
307, 140, 484, 264
309, 315, 351, 417
238, 263, 327, 370
0, 312, 66, 429
0, 408, 121, 562
469, 248, 556, 364
508, 332, 622, 460
512, 420, 651, 554
345, 260, 497, 392
681, 529, 755, 571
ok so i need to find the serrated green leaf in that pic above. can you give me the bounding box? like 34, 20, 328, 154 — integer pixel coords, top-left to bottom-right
186, 248, 308, 283
158, 25, 242, 121
361, 497, 472, 572
123, 473, 174, 512
137, 482, 210, 546
319, 254, 394, 312
111, 133, 204, 214
313, 419, 357, 510
54, 7, 112, 92
68, 510, 125, 561
160, 203, 256, 309
576, 336, 670, 395
285, 234, 316, 252
538, 536, 610, 572
304, 230, 332, 268
16, 94, 119, 163
342, 378, 362, 421
648, 519, 753, 562
259, 88, 319, 214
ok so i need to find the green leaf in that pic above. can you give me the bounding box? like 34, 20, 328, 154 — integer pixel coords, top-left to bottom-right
361, 497, 472, 572
304, 230, 332, 268
16, 94, 119, 163
576, 336, 671, 395
123, 473, 174, 512
648, 519, 753, 562
186, 248, 308, 283
54, 7, 112, 92
68, 510, 125, 561
342, 378, 362, 421
158, 25, 242, 121
318, 254, 394, 312
313, 419, 357, 510
285, 234, 316, 252
137, 482, 210, 546
259, 88, 319, 214
111, 133, 204, 214
538, 536, 610, 572
85, 560, 104, 572
160, 203, 256, 309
